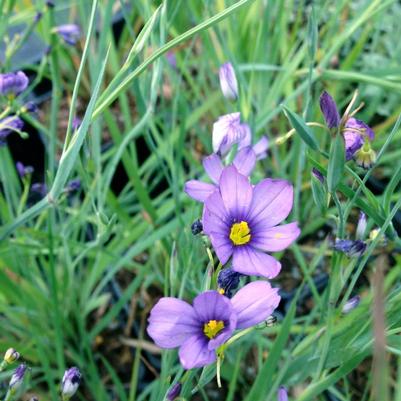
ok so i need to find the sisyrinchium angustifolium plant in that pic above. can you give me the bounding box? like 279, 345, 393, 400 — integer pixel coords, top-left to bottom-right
0, 1, 401, 401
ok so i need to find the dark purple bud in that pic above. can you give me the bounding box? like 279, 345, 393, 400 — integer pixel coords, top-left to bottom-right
342, 295, 361, 314
311, 168, 324, 184
9, 363, 27, 390
61, 367, 81, 400
0, 71, 29, 96
66, 179, 81, 193
334, 239, 366, 257
16, 162, 34, 178
31, 183, 47, 197
319, 91, 340, 129
34, 12, 43, 23
72, 117, 81, 130
23, 102, 38, 113
191, 219, 203, 235
217, 268, 242, 298
55, 24, 81, 46
277, 386, 288, 401
45, 46, 52, 56
46, 1, 55, 8
0, 116, 24, 146
166, 383, 181, 401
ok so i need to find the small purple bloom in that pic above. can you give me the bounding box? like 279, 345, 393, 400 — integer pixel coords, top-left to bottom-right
23, 102, 38, 113
184, 147, 256, 202
61, 367, 81, 400
31, 183, 47, 197
343, 117, 374, 160
356, 211, 367, 239
0, 116, 24, 146
55, 24, 81, 46
342, 295, 361, 314
191, 219, 203, 235
66, 179, 81, 193
0, 71, 29, 96
334, 239, 366, 257
34, 12, 43, 23
202, 166, 300, 278
9, 363, 27, 390
16, 162, 34, 178
278, 386, 289, 401
166, 51, 177, 68
319, 91, 340, 129
166, 382, 181, 400
252, 136, 269, 160
217, 268, 242, 297
147, 281, 280, 369
219, 62, 238, 101
212, 112, 249, 155
72, 117, 81, 130
311, 168, 324, 184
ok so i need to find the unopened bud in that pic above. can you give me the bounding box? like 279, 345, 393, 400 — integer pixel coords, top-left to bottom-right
4, 348, 20, 364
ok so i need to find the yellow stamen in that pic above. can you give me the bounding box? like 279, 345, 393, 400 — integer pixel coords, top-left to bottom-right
229, 221, 251, 245
203, 320, 225, 339
218, 288, 225, 295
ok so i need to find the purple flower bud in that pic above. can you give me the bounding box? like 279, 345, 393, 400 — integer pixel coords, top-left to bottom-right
16, 162, 34, 178
319, 91, 340, 129
217, 268, 242, 298
31, 183, 47, 197
219, 62, 238, 101
166, 51, 177, 68
0, 116, 24, 146
9, 363, 27, 390
166, 383, 182, 401
61, 367, 81, 400
55, 24, 81, 46
278, 386, 289, 401
0, 71, 29, 96
191, 219, 203, 235
311, 168, 324, 184
356, 211, 367, 240
46, 0, 55, 8
212, 112, 248, 155
334, 239, 366, 258
252, 136, 269, 160
23, 102, 38, 113
72, 117, 81, 130
66, 179, 81, 193
34, 12, 43, 23
342, 295, 360, 314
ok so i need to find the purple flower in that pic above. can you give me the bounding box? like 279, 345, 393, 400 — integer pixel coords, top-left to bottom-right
147, 281, 280, 369
9, 363, 27, 390
217, 268, 242, 297
212, 112, 249, 155
252, 136, 269, 160
16, 162, 34, 178
202, 166, 300, 278
61, 367, 81, 400
0, 116, 24, 146
0, 71, 29, 96
311, 168, 324, 184
166, 51, 177, 68
31, 183, 47, 197
23, 102, 38, 113
184, 147, 256, 202
66, 179, 81, 193
278, 386, 289, 401
166, 383, 181, 400
219, 62, 238, 101
72, 117, 81, 130
319, 91, 340, 129
333, 239, 366, 257
356, 211, 367, 239
55, 24, 81, 46
342, 295, 360, 314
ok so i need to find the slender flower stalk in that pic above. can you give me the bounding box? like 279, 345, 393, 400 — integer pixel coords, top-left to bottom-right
147, 281, 280, 369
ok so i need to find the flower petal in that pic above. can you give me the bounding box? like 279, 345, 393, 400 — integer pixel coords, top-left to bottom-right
147, 298, 199, 348
219, 166, 252, 220
212, 112, 242, 155
208, 231, 233, 265
179, 334, 216, 369
232, 246, 281, 278
253, 136, 269, 160
203, 154, 223, 184
247, 179, 293, 228
251, 222, 300, 252
231, 281, 281, 329
193, 291, 234, 323
319, 91, 340, 129
184, 180, 216, 202
233, 147, 256, 176
202, 191, 230, 234
219, 62, 238, 101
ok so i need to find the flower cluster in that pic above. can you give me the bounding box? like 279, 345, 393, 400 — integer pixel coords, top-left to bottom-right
147, 63, 300, 376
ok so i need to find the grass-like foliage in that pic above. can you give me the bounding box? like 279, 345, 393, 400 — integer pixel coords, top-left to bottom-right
0, 1, 401, 400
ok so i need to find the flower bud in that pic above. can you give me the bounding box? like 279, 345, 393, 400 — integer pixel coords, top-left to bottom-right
217, 268, 241, 297
0, 71, 29, 96
4, 348, 20, 364
342, 295, 360, 314
319, 91, 340, 129
311, 167, 324, 184
219, 62, 238, 101
191, 219, 203, 235
61, 367, 81, 400
9, 363, 27, 391
166, 382, 181, 400
16, 162, 34, 178
55, 25, 81, 46
0, 116, 24, 146
277, 386, 288, 401
334, 239, 366, 258
356, 211, 367, 240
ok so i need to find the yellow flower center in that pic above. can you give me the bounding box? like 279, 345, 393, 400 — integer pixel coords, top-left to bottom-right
229, 221, 251, 245
203, 320, 225, 339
